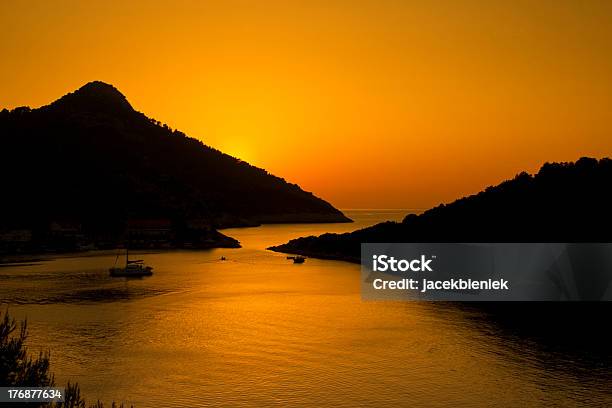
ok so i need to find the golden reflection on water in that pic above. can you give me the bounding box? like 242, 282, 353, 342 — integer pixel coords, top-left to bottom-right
1, 211, 610, 407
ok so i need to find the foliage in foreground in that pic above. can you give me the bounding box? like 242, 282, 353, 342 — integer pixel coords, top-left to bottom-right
0, 309, 133, 408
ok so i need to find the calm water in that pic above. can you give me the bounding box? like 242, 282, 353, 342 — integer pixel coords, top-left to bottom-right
1, 210, 611, 407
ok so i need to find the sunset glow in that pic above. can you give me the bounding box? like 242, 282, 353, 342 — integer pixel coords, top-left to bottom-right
2, 0, 611, 208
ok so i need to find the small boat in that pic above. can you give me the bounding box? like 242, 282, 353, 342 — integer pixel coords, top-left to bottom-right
287, 255, 306, 264
220, 256, 227, 261
110, 248, 153, 277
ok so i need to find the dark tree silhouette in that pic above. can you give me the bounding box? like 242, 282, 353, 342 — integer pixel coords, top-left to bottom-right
0, 309, 132, 407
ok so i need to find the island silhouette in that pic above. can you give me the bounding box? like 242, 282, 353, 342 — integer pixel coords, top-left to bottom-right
270, 157, 612, 260
0, 81, 350, 254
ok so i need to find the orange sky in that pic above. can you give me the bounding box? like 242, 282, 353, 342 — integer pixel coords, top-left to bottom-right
1, 1, 611, 209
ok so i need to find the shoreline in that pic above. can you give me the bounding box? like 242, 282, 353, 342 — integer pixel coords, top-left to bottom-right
0, 217, 357, 264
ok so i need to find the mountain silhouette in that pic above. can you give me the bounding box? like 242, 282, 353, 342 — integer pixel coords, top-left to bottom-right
0, 81, 350, 253
270, 157, 612, 262
47, 81, 135, 116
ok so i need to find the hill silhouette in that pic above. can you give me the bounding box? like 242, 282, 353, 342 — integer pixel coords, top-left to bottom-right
270, 157, 612, 262
0, 81, 350, 253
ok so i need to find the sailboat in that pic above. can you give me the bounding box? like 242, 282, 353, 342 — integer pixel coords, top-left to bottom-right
109, 246, 153, 277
